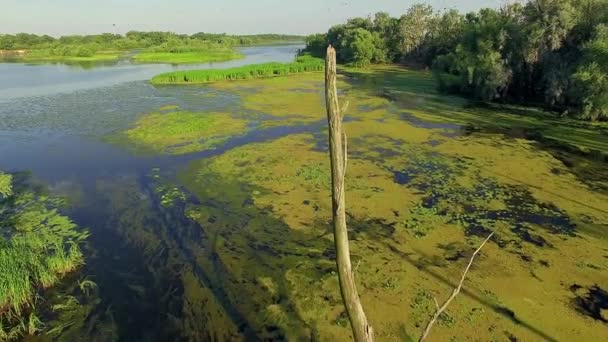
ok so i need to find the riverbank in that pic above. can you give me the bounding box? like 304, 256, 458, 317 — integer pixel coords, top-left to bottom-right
132, 49, 244, 64
1, 49, 124, 63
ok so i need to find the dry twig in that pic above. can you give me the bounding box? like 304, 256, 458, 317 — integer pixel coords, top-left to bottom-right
419, 232, 495, 341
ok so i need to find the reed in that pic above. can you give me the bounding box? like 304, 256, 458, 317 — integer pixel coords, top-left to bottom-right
0, 173, 87, 334
150, 55, 324, 84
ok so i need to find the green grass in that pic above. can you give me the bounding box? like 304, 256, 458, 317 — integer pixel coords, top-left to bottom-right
0, 173, 87, 336
132, 50, 244, 64
150, 55, 324, 84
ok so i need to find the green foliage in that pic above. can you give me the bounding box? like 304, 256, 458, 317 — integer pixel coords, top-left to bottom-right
572, 24, 608, 120
0, 172, 12, 198
301, 0, 608, 120
342, 28, 376, 66
151, 55, 324, 84
397, 4, 435, 60
301, 33, 328, 58
0, 174, 88, 335
1, 31, 303, 65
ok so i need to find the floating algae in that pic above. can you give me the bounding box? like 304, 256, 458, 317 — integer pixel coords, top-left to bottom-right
167, 70, 608, 341
107, 108, 249, 155
84, 68, 608, 340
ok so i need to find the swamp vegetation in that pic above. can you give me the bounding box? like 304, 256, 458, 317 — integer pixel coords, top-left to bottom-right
92, 65, 608, 340
0, 1, 607, 339
0, 49, 607, 339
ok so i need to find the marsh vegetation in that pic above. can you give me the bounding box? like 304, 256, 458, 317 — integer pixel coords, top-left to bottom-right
106, 65, 608, 340
1, 0, 607, 340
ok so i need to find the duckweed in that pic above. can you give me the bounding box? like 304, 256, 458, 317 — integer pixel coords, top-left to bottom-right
108, 109, 249, 155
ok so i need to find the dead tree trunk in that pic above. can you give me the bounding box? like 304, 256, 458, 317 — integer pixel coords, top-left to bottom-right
325, 45, 374, 342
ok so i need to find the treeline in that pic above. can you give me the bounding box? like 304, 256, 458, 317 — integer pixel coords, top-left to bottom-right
0, 32, 303, 57
301, 0, 608, 121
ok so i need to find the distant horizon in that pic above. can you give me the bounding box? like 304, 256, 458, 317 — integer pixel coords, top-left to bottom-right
0, 31, 308, 39
2, 0, 502, 37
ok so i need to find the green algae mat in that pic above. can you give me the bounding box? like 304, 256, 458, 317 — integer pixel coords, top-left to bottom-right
103, 68, 608, 341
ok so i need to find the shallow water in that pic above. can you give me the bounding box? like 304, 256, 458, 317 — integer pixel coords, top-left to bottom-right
1, 47, 607, 341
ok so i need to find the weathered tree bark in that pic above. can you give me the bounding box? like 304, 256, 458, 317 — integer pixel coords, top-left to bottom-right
325, 45, 374, 342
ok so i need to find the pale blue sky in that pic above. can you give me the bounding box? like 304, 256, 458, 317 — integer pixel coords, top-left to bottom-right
2, 0, 502, 36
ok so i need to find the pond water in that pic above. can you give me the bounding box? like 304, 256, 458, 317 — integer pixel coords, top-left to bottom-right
1, 45, 607, 341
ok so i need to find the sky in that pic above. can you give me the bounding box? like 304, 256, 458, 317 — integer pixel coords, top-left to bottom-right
2, 0, 503, 36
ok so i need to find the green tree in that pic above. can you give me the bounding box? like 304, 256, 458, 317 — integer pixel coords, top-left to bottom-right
341, 28, 376, 66
373, 12, 401, 61
423, 9, 465, 65
572, 24, 608, 120
302, 33, 328, 58
398, 4, 434, 60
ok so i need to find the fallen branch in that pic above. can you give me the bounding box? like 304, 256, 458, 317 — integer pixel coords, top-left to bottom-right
419, 232, 494, 342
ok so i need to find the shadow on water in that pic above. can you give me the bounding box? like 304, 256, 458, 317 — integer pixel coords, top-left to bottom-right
79, 170, 331, 340
386, 244, 559, 342
569, 284, 608, 323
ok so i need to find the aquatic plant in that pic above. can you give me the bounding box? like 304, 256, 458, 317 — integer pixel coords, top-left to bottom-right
107, 110, 249, 155
0, 173, 11, 197
150, 55, 324, 84
0, 173, 88, 338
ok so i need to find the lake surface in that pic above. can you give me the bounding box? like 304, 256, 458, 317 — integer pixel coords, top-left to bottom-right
0, 45, 301, 181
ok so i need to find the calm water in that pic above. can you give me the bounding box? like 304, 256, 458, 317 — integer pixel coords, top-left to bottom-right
0, 45, 307, 340
0, 45, 301, 182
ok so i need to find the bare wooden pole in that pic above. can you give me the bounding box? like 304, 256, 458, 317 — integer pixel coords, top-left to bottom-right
325, 45, 374, 342
419, 232, 494, 342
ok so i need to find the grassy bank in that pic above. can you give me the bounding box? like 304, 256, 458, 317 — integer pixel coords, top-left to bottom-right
150, 55, 324, 84
132, 49, 244, 64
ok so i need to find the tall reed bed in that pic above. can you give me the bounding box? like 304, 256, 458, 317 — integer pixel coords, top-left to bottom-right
151, 55, 324, 84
